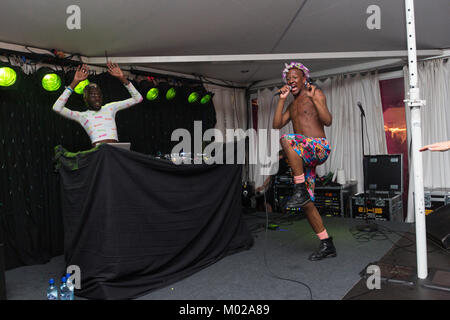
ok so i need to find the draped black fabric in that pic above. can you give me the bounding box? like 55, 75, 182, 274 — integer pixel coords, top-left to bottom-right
0, 71, 216, 270
57, 144, 253, 300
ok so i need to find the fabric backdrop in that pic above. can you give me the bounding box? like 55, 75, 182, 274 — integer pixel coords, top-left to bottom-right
251, 73, 387, 193
56, 144, 253, 299
318, 73, 388, 193
404, 58, 450, 222
250, 88, 294, 190
204, 84, 248, 181
0, 70, 217, 270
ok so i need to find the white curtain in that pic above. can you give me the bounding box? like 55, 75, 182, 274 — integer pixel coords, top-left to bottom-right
318, 73, 388, 193
204, 83, 248, 179
251, 72, 387, 193
250, 88, 294, 189
204, 83, 247, 137
404, 58, 450, 222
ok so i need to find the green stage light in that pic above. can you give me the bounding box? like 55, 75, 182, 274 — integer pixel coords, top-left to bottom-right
146, 87, 159, 101
74, 79, 90, 94
0, 67, 17, 87
200, 93, 212, 104
42, 73, 62, 92
188, 92, 199, 104
37, 67, 64, 93
166, 87, 176, 101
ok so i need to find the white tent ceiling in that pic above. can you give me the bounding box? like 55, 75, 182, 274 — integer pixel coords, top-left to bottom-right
0, 0, 449, 84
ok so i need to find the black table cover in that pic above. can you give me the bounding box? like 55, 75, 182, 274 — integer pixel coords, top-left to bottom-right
56, 144, 253, 299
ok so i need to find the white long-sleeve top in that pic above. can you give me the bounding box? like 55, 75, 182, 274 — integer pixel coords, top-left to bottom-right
52, 82, 143, 144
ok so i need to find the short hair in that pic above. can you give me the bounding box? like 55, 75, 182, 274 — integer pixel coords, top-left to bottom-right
83, 83, 101, 101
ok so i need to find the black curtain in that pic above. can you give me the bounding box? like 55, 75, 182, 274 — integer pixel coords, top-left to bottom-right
57, 144, 253, 299
0, 70, 216, 270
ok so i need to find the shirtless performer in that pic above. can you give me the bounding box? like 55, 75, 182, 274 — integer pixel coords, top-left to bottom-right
273, 62, 336, 261
52, 62, 143, 147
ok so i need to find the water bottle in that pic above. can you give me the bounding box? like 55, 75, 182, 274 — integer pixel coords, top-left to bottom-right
60, 276, 70, 300
46, 278, 58, 300
65, 273, 74, 300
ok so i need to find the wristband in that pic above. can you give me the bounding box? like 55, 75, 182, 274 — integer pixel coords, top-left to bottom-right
66, 86, 74, 93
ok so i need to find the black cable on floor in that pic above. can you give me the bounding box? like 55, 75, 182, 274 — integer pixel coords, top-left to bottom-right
252, 92, 315, 300
256, 91, 313, 300
374, 222, 450, 255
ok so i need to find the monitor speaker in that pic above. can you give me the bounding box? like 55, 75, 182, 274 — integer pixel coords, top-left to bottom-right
426, 203, 450, 250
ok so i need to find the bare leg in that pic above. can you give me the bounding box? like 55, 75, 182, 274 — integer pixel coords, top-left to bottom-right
281, 137, 311, 208
302, 202, 325, 234
279, 136, 336, 260
280, 137, 303, 176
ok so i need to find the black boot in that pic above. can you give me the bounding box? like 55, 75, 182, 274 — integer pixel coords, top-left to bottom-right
309, 237, 337, 261
285, 183, 311, 209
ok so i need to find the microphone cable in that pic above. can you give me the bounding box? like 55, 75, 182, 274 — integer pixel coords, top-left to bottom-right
259, 93, 314, 300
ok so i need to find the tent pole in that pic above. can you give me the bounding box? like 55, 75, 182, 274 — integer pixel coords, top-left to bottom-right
404, 0, 428, 280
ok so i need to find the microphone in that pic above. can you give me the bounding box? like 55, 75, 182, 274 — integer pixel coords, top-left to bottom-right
357, 101, 366, 117
274, 85, 291, 96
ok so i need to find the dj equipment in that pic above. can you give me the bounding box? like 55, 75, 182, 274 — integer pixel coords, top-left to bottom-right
107, 142, 131, 150
273, 174, 293, 186
315, 181, 357, 217
273, 184, 301, 213
273, 176, 357, 216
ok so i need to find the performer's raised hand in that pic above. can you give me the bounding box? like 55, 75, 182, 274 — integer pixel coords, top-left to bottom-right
70, 64, 89, 89
107, 62, 123, 78
75, 64, 89, 82
419, 141, 450, 152
107, 61, 128, 84
305, 82, 317, 98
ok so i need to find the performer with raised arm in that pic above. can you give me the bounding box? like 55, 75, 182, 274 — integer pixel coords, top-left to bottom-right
52, 62, 143, 147
273, 62, 335, 261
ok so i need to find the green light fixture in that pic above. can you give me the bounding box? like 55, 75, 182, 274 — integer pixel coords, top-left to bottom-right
36, 67, 64, 93
200, 93, 212, 104
146, 87, 159, 101
41, 73, 62, 92
188, 92, 199, 104
74, 79, 90, 94
166, 87, 176, 101
0, 66, 17, 87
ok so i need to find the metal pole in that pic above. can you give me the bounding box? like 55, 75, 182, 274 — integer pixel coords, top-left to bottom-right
404, 0, 428, 279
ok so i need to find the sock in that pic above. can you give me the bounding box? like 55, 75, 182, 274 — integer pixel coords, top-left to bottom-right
317, 229, 329, 240
293, 174, 305, 184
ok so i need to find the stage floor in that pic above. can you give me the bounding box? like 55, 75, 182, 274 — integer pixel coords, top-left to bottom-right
343, 227, 450, 300
4, 213, 450, 300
